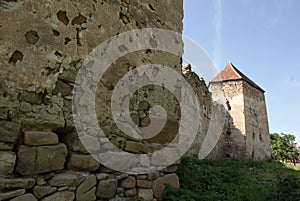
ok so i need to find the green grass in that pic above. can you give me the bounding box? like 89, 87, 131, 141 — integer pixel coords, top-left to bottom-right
162, 157, 300, 201
284, 163, 300, 171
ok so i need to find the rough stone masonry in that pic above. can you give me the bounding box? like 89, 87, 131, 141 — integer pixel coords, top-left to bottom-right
0, 0, 183, 200
0, 0, 271, 200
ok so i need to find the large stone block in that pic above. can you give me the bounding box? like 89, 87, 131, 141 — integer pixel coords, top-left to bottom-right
16, 144, 68, 175
19, 113, 65, 131
63, 131, 88, 154
0, 189, 25, 201
52, 80, 72, 96
18, 91, 43, 105
100, 152, 139, 172
0, 121, 21, 143
77, 187, 96, 201
120, 176, 136, 188
41, 191, 75, 201
125, 141, 150, 153
125, 188, 137, 197
0, 151, 16, 175
67, 154, 100, 172
96, 179, 117, 199
0, 142, 13, 150
63, 131, 101, 154
0, 178, 35, 192
58, 67, 77, 83
146, 120, 178, 144
95, 173, 110, 180
151, 147, 179, 166
10, 194, 37, 201
138, 188, 153, 201
152, 173, 179, 199
19, 102, 32, 113
49, 173, 80, 187
76, 175, 97, 201
33, 186, 57, 199
137, 180, 152, 188
24, 131, 59, 146
147, 171, 160, 181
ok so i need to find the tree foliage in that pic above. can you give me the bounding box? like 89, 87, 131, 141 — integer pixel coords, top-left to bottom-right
270, 133, 300, 161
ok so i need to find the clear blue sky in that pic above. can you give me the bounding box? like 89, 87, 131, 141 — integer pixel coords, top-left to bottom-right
183, 0, 300, 144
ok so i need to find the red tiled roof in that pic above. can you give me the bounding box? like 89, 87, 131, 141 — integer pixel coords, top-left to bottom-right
210, 62, 265, 92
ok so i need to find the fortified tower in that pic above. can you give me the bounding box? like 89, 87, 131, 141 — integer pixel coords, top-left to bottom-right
208, 62, 271, 160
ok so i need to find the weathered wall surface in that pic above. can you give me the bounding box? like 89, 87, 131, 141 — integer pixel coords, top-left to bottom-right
221, 81, 247, 159
243, 81, 271, 160
207, 81, 246, 159
0, 0, 272, 199
207, 80, 270, 160
0, 0, 183, 200
182, 65, 212, 157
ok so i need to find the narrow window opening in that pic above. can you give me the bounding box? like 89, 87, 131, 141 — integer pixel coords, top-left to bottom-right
226, 100, 231, 110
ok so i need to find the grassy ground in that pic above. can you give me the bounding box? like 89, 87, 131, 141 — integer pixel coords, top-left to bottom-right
285, 163, 300, 171
162, 157, 300, 201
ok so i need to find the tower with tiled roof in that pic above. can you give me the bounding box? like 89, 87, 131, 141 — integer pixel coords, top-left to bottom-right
207, 62, 271, 160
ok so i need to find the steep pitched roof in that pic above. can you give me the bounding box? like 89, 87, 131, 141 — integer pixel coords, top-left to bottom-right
210, 62, 265, 92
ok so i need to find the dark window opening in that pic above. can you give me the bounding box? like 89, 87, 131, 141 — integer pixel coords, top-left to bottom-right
226, 100, 231, 110
259, 134, 263, 141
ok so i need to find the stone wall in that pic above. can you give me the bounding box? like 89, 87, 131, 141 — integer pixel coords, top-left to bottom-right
0, 0, 183, 200
0, 0, 272, 199
207, 80, 270, 160
243, 81, 271, 160
182, 65, 212, 157
207, 81, 247, 159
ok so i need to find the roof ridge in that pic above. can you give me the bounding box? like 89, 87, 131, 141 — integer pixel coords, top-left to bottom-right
229, 62, 243, 79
